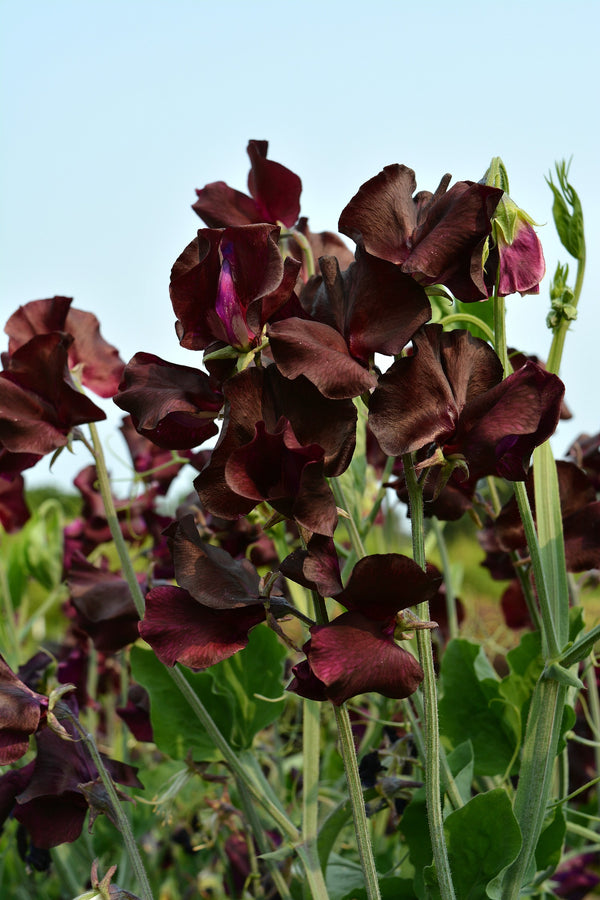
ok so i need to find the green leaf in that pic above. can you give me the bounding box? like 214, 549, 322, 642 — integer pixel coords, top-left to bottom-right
444, 741, 474, 812
533, 441, 569, 651
23, 499, 64, 591
453, 297, 495, 342
546, 160, 585, 261
535, 805, 566, 875
443, 790, 521, 900
130, 645, 235, 761
209, 625, 287, 748
341, 878, 416, 900
438, 640, 517, 776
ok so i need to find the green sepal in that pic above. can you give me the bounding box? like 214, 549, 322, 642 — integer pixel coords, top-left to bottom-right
542, 662, 583, 690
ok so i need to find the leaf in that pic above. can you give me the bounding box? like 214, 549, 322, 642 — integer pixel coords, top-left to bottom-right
438, 640, 517, 776
535, 805, 566, 875
209, 624, 287, 748
341, 878, 416, 900
443, 789, 521, 900
130, 645, 235, 761
453, 297, 495, 342
23, 499, 64, 590
546, 160, 585, 261
443, 741, 474, 813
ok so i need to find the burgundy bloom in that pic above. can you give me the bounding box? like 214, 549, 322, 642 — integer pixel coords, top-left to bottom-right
194, 364, 356, 534
0, 472, 29, 532
170, 224, 299, 352
568, 432, 600, 492
0, 655, 48, 764
193, 140, 302, 229
368, 325, 564, 482
492, 461, 600, 573
267, 248, 430, 399
139, 516, 269, 669
287, 554, 438, 705
338, 165, 502, 301
4, 296, 125, 397
0, 333, 105, 456
0, 709, 142, 847
116, 684, 153, 743
114, 353, 222, 450
66, 553, 141, 652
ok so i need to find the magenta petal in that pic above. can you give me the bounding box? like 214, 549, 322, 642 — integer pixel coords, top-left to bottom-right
306, 612, 424, 705
140, 585, 265, 669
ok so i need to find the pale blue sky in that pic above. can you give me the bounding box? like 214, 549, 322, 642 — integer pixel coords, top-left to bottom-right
2, 0, 598, 488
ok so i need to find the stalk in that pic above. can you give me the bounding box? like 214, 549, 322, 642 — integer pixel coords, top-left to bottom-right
500, 680, 567, 898
333, 704, 381, 900
402, 453, 456, 900
301, 697, 330, 900
59, 703, 154, 900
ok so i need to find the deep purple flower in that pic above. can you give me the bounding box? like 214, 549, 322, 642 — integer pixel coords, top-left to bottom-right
0, 655, 48, 764
139, 516, 271, 669
193, 140, 302, 229
194, 364, 356, 535
0, 472, 29, 532
4, 296, 125, 398
338, 165, 502, 301
267, 248, 430, 399
480, 160, 546, 297
0, 708, 142, 847
114, 353, 222, 450
368, 325, 564, 482
170, 224, 300, 352
66, 552, 141, 652
287, 554, 439, 705
0, 333, 105, 456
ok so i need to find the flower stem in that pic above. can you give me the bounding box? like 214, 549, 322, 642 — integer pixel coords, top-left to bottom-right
500, 679, 567, 898
87, 422, 146, 618
402, 453, 455, 900
546, 252, 585, 376
301, 698, 330, 900
60, 704, 154, 900
333, 704, 381, 900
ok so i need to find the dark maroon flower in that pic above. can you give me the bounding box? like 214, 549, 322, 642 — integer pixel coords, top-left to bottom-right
0, 655, 48, 764
66, 553, 141, 652
0, 708, 142, 847
267, 249, 430, 399
194, 364, 356, 534
279, 534, 343, 599
509, 349, 572, 420
568, 432, 600, 492
287, 554, 438, 705
368, 324, 564, 482
493, 461, 600, 573
193, 140, 302, 229
118, 415, 201, 493
338, 165, 502, 302
4, 296, 125, 398
170, 224, 299, 351
0, 333, 105, 456
0, 473, 29, 532
139, 517, 269, 669
500, 580, 533, 630
114, 353, 222, 450
116, 684, 153, 743
479, 160, 546, 297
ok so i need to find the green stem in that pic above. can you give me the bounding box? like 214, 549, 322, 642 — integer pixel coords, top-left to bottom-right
492, 293, 509, 374
331, 478, 367, 560
362, 455, 396, 533
166, 665, 299, 843
88, 422, 146, 618
301, 698, 330, 900
60, 703, 154, 900
333, 704, 381, 900
236, 779, 294, 900
584, 663, 600, 812
430, 517, 458, 641
546, 252, 585, 376
402, 454, 456, 899
513, 482, 559, 660
439, 313, 495, 344
501, 679, 567, 898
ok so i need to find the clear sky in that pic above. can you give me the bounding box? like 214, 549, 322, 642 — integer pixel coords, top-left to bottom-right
1, 0, 598, 489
